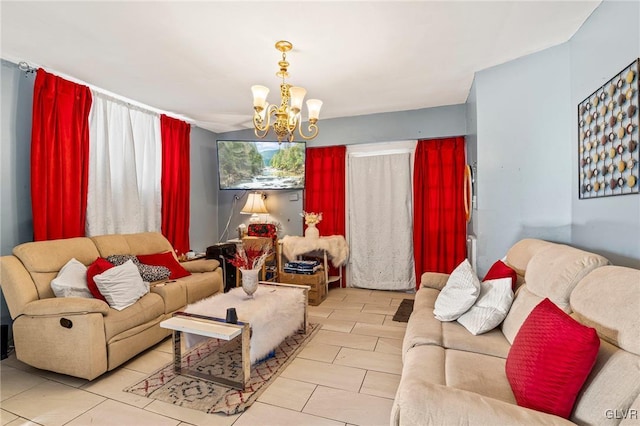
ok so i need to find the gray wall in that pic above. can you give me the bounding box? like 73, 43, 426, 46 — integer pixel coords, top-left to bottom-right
569, 0, 640, 267
216, 104, 468, 240
1, 60, 35, 327
469, 0, 640, 273
189, 126, 219, 253
472, 44, 573, 275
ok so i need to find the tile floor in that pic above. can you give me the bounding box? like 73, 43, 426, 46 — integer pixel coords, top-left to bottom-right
0, 287, 414, 426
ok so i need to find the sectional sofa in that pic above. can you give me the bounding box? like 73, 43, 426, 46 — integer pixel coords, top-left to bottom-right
0, 232, 223, 380
392, 239, 640, 425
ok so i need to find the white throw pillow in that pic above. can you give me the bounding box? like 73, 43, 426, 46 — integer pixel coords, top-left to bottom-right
50, 258, 93, 299
434, 259, 480, 321
457, 277, 514, 335
94, 260, 149, 311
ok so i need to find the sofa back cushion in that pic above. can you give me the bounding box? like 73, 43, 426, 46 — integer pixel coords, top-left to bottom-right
501, 243, 609, 343
91, 232, 174, 258
504, 239, 554, 277
13, 237, 100, 299
570, 265, 640, 356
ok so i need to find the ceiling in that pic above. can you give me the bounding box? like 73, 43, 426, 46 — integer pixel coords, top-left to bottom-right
1, 1, 601, 134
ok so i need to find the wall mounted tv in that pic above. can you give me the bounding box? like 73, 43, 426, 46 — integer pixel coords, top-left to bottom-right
217, 140, 306, 190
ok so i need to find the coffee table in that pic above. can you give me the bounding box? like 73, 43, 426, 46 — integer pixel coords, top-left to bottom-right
160, 281, 309, 390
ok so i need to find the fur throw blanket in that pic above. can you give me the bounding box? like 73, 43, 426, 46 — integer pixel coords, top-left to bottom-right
281, 235, 349, 267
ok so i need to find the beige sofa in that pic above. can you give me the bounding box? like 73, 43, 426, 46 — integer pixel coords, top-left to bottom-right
0, 232, 223, 380
392, 239, 640, 425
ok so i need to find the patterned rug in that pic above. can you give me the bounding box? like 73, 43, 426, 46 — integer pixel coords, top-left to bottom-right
124, 323, 320, 415
392, 299, 414, 322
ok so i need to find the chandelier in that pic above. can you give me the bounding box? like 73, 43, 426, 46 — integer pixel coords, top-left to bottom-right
251, 40, 322, 143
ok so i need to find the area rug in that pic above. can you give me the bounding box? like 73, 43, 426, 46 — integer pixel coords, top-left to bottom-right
124, 323, 320, 415
392, 299, 414, 322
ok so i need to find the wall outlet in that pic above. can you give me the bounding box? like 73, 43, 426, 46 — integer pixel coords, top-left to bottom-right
289, 193, 299, 201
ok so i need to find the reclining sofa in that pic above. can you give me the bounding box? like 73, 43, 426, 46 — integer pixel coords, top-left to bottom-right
392, 239, 640, 425
0, 232, 223, 380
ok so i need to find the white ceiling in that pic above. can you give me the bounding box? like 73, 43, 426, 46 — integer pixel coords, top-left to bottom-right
1, 1, 600, 133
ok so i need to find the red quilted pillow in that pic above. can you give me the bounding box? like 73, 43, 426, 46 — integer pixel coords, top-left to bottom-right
86, 258, 114, 302
505, 298, 600, 419
483, 259, 517, 289
136, 252, 191, 279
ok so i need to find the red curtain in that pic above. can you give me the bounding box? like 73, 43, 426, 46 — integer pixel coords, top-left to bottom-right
413, 137, 467, 288
304, 145, 346, 286
160, 115, 190, 255
304, 145, 346, 236
31, 69, 92, 241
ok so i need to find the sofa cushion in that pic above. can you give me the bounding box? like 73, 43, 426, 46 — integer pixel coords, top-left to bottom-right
441, 322, 511, 359
504, 238, 553, 277
13, 237, 100, 299
571, 339, 640, 425
483, 260, 517, 289
457, 277, 513, 335
136, 251, 191, 279
501, 244, 609, 344
524, 244, 609, 312
506, 298, 600, 419
50, 258, 93, 299
90, 232, 174, 257
94, 260, 150, 311
103, 292, 165, 342
501, 286, 544, 343
434, 259, 480, 321
570, 265, 640, 356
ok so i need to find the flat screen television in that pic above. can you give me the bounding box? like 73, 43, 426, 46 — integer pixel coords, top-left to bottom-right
217, 140, 306, 190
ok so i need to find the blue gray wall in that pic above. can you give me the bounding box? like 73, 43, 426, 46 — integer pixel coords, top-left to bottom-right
468, 0, 639, 274
569, 0, 640, 266
1, 60, 35, 328
189, 126, 219, 252
472, 44, 573, 275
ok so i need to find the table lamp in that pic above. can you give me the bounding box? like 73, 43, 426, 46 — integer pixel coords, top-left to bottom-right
241, 192, 268, 223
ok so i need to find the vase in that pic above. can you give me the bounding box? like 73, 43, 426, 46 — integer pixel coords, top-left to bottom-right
305, 223, 320, 238
240, 268, 259, 297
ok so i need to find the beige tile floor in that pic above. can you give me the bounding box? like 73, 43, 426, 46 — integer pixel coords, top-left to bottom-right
0, 287, 414, 426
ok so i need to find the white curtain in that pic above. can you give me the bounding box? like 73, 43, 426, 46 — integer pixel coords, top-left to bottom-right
347, 150, 416, 290
86, 91, 162, 236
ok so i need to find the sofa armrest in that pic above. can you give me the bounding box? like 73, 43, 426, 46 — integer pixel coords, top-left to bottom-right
392, 382, 574, 425
21, 297, 110, 317
181, 259, 220, 273
420, 272, 450, 291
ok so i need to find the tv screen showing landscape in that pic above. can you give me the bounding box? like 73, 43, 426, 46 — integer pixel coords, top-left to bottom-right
217, 140, 306, 190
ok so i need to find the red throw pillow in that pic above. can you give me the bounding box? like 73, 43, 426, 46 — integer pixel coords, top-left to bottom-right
483, 259, 517, 289
505, 298, 600, 419
136, 252, 191, 279
86, 258, 114, 302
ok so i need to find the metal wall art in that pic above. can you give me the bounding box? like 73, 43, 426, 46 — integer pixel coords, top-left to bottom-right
578, 58, 639, 199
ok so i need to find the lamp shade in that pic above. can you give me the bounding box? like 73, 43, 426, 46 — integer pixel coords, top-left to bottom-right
306, 99, 323, 121
241, 193, 269, 214
251, 85, 269, 109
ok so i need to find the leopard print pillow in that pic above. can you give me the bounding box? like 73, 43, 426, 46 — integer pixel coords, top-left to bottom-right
106, 255, 171, 282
